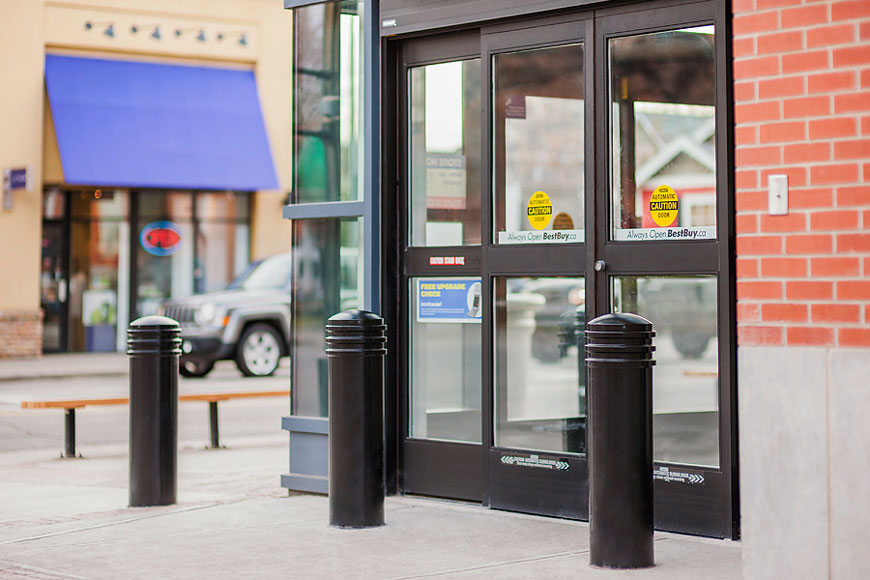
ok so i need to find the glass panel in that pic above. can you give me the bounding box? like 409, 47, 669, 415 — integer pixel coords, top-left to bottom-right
71, 189, 128, 219
612, 275, 719, 467
42, 189, 65, 219
610, 26, 716, 242
494, 277, 586, 453
40, 222, 65, 351
135, 192, 194, 317
294, 0, 364, 203
195, 223, 250, 294
69, 221, 121, 352
138, 191, 193, 219
195, 191, 250, 220
291, 218, 362, 417
409, 277, 482, 443
494, 44, 585, 245
408, 59, 481, 246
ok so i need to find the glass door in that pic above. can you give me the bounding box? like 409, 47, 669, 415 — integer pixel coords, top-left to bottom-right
41, 219, 68, 353
595, 3, 734, 537
392, 0, 734, 538
484, 17, 591, 518
399, 31, 485, 501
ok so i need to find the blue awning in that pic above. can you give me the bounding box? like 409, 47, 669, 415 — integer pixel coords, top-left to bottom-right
45, 55, 278, 191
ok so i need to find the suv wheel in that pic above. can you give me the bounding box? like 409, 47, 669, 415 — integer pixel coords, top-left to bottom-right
236, 323, 282, 377
180, 360, 215, 378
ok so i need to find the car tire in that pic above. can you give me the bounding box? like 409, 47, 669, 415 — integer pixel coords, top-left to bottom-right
179, 360, 215, 378
236, 323, 283, 377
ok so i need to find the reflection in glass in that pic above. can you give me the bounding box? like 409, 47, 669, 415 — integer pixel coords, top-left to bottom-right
409, 59, 481, 246
294, 0, 364, 203
292, 218, 362, 417
494, 44, 585, 245
70, 220, 124, 352
409, 277, 482, 443
612, 276, 719, 467
40, 222, 65, 351
609, 27, 716, 241
494, 277, 586, 453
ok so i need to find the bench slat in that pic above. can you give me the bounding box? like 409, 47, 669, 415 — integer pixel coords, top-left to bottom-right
21, 390, 289, 410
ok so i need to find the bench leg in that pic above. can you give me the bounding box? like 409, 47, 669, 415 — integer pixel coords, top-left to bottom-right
209, 401, 220, 449
64, 408, 76, 458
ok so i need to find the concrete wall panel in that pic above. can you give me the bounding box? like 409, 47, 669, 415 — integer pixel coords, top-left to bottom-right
738, 346, 829, 580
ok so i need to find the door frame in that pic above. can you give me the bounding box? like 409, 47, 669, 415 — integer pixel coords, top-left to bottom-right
382, 0, 737, 539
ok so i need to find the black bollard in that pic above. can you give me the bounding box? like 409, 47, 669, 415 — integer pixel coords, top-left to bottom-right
585, 313, 656, 569
127, 315, 181, 507
325, 310, 387, 528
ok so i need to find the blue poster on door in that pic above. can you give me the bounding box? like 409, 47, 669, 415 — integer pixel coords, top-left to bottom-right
416, 278, 482, 323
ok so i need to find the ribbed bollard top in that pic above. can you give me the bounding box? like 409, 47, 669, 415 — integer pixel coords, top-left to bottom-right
585, 313, 655, 367
127, 315, 182, 356
325, 310, 387, 356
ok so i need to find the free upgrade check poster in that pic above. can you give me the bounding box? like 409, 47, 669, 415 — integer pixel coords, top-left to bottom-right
416, 278, 482, 323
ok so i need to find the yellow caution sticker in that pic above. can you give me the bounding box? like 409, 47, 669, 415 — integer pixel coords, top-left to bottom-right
649, 185, 679, 227
527, 191, 552, 230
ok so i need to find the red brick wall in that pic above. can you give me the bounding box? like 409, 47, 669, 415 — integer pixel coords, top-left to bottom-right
733, 0, 870, 347
0, 311, 43, 357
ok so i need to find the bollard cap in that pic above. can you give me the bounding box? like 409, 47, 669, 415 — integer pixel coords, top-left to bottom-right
586, 312, 652, 332
127, 316, 182, 356
325, 310, 387, 357
129, 315, 182, 329
585, 312, 655, 367
327, 309, 385, 326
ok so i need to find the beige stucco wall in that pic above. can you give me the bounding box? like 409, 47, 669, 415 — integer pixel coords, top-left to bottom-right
0, 0, 46, 313
0, 0, 292, 353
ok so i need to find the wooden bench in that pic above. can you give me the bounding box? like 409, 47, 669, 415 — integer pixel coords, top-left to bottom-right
21, 390, 290, 458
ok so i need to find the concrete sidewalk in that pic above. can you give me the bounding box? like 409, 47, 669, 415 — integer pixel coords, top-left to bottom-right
0, 353, 129, 382
0, 436, 742, 580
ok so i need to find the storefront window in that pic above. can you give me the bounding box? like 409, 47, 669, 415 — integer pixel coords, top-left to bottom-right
293, 0, 364, 203
408, 59, 481, 246
612, 275, 719, 467
69, 190, 129, 352
291, 218, 362, 417
409, 276, 482, 442
494, 44, 585, 245
494, 277, 586, 454
609, 26, 716, 242
135, 191, 250, 316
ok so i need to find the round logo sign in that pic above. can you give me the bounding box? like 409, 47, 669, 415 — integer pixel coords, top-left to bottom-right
527, 191, 553, 231
140, 221, 182, 256
649, 185, 679, 227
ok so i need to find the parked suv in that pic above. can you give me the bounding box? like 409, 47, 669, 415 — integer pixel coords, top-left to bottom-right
160, 254, 291, 378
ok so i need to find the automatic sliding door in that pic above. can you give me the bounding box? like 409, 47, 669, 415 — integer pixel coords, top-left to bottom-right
400, 34, 485, 501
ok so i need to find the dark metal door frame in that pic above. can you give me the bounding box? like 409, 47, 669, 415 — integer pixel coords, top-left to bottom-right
385, 0, 737, 539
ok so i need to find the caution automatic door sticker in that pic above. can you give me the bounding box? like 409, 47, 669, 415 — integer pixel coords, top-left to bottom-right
527, 190, 553, 230
649, 185, 679, 228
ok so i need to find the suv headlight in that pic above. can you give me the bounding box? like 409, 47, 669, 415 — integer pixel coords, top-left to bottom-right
194, 303, 225, 326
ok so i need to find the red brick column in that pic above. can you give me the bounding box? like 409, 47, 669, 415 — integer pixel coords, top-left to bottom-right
733, 0, 870, 347
0, 311, 43, 357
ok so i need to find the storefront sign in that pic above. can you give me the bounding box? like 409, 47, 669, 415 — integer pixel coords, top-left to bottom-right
615, 226, 715, 242
527, 190, 552, 230
649, 184, 679, 227
500, 453, 570, 471
498, 229, 584, 244
429, 256, 465, 266
426, 153, 466, 210
653, 466, 706, 485
140, 221, 182, 256
505, 95, 526, 119
416, 277, 481, 323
